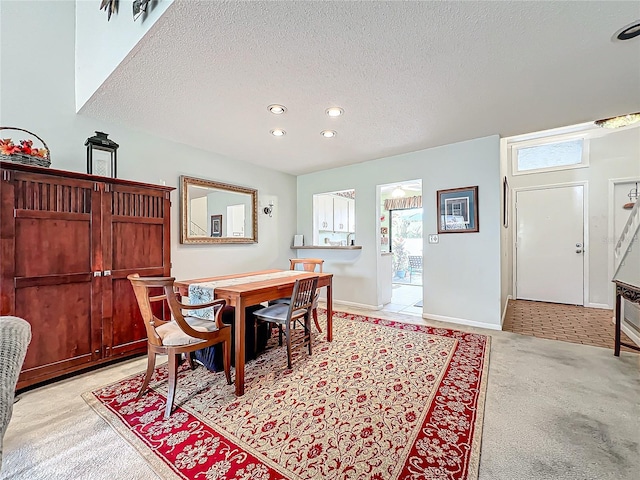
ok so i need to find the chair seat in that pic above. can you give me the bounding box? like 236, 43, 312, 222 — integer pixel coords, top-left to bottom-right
269, 297, 291, 305
156, 316, 219, 346
254, 304, 308, 324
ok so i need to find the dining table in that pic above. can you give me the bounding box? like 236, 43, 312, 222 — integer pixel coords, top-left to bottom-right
175, 269, 333, 396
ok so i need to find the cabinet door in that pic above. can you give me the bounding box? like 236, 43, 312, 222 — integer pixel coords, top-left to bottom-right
102, 183, 171, 358
1, 169, 103, 389
348, 198, 355, 233
318, 195, 334, 231
333, 196, 349, 232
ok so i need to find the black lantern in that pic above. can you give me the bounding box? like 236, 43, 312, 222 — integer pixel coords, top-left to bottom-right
85, 131, 118, 178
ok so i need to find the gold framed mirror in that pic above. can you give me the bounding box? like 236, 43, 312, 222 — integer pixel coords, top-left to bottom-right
180, 176, 258, 244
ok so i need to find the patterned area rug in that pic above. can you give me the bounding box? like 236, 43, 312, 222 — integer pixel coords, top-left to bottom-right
83, 311, 490, 480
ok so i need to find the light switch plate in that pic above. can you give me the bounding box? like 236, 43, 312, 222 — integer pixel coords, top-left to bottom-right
428, 234, 439, 244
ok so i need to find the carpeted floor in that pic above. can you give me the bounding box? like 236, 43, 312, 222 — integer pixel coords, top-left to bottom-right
2, 306, 639, 480
82, 312, 490, 480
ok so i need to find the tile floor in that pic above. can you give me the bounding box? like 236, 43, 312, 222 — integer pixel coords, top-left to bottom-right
503, 299, 638, 353
381, 283, 423, 316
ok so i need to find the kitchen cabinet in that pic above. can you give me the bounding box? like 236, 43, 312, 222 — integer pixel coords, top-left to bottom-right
317, 194, 334, 231
0, 161, 173, 389
348, 198, 355, 233
333, 196, 349, 232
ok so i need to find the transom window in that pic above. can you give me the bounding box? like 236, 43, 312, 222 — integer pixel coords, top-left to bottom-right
512, 137, 588, 175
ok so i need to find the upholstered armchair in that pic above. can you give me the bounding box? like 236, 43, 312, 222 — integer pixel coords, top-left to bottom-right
0, 316, 31, 469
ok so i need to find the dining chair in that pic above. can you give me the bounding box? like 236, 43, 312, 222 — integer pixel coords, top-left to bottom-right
253, 276, 319, 369
128, 274, 232, 418
0, 316, 31, 469
271, 258, 324, 333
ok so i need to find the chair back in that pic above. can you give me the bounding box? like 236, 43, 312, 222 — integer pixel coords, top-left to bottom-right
408, 255, 422, 269
289, 258, 324, 273
128, 274, 176, 346
288, 276, 319, 317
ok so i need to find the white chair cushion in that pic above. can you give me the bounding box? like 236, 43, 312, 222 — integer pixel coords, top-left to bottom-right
155, 316, 219, 346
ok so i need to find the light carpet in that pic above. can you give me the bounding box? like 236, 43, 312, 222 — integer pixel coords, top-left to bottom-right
83, 311, 490, 480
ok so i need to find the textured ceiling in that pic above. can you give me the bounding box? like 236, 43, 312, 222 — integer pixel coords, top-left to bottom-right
80, 1, 640, 175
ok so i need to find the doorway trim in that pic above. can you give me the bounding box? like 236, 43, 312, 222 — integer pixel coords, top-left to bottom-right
512, 180, 590, 306
607, 176, 640, 309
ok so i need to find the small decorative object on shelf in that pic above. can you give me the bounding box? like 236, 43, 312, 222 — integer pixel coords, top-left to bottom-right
85, 131, 119, 178
0, 127, 51, 167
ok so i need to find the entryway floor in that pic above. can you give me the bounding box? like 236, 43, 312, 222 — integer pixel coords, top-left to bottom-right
381, 284, 422, 317
503, 299, 638, 353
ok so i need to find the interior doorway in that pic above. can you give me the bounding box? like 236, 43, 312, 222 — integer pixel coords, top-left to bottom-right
379, 180, 423, 315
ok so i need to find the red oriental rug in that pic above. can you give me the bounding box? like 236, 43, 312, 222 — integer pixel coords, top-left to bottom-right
83, 311, 490, 480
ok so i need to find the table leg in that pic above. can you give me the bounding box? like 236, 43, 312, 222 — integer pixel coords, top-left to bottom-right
235, 299, 246, 395
327, 281, 333, 342
614, 291, 621, 357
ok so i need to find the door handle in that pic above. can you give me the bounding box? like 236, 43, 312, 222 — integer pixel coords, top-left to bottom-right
576, 249, 583, 253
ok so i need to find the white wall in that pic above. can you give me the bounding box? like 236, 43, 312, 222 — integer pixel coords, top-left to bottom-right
1, 0, 297, 280
505, 126, 640, 308
298, 136, 503, 330
75, 0, 174, 110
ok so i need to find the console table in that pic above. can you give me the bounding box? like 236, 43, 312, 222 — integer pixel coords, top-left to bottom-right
614, 280, 640, 356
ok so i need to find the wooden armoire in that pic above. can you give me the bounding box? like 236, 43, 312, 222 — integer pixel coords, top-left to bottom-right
0, 161, 174, 389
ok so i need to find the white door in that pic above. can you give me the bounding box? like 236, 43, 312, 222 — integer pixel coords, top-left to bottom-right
516, 185, 585, 305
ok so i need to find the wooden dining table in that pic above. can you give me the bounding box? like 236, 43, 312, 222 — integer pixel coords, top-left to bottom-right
175, 269, 333, 396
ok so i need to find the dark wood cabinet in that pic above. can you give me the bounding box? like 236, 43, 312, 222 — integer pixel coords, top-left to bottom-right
0, 162, 174, 389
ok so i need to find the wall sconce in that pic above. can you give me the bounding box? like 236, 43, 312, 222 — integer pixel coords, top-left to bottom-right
85, 131, 118, 178
263, 202, 274, 217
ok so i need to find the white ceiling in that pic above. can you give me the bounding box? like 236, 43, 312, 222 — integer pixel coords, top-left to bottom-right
80, 1, 640, 176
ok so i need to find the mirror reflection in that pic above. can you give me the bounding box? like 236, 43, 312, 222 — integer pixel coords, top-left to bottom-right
312, 189, 356, 246
180, 176, 257, 244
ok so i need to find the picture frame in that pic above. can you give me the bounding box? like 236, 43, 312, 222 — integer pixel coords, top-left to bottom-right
210, 214, 222, 237
502, 176, 510, 228
437, 186, 479, 234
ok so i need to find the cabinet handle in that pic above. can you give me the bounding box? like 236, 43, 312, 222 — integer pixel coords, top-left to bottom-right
94, 349, 100, 354
103, 270, 112, 276
93, 271, 102, 277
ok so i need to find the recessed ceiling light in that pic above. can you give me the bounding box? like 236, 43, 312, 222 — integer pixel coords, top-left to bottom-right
325, 107, 344, 117
270, 129, 286, 137
615, 20, 640, 41
268, 104, 287, 115
321, 130, 337, 138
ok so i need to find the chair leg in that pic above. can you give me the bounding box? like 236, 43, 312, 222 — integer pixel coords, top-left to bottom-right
285, 321, 292, 369
306, 312, 313, 356
278, 324, 283, 346
254, 319, 258, 359
137, 351, 156, 399
312, 308, 322, 333
223, 340, 232, 385
186, 351, 196, 370
165, 353, 180, 419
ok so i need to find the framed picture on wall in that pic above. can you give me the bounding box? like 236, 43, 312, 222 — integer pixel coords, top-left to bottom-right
211, 214, 222, 237
437, 186, 479, 233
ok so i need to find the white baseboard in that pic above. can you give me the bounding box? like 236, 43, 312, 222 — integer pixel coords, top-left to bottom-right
621, 321, 640, 348
331, 299, 383, 311
501, 295, 512, 327
422, 312, 502, 331
585, 302, 612, 310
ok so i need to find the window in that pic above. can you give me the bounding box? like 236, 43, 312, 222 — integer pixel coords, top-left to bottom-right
512, 137, 588, 175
